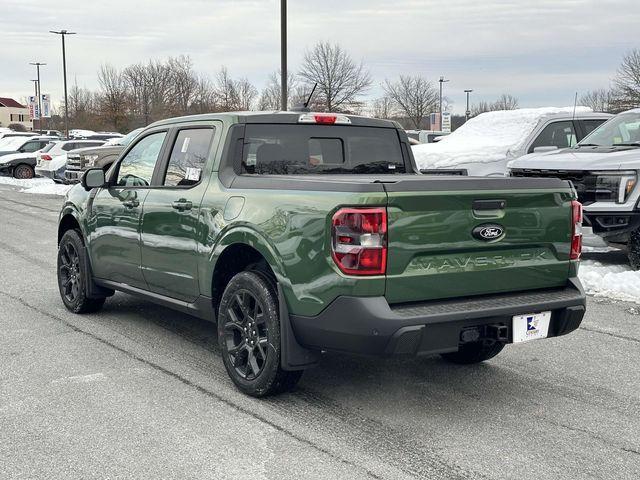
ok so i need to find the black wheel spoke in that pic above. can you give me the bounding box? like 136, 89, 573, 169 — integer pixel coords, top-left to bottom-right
227, 340, 246, 356
255, 339, 267, 360
247, 349, 260, 377
223, 287, 270, 381
235, 293, 250, 318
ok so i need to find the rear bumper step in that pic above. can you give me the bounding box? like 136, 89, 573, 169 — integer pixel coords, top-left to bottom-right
290, 278, 586, 356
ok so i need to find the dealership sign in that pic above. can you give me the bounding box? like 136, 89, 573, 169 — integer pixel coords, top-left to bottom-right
41, 94, 51, 118
441, 112, 451, 133
28, 96, 40, 120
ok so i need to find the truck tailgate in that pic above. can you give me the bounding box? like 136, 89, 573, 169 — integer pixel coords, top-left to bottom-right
383, 177, 574, 304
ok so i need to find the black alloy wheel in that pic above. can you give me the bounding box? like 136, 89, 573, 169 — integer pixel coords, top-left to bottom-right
218, 270, 303, 397
222, 289, 269, 380
59, 241, 82, 304
57, 229, 106, 313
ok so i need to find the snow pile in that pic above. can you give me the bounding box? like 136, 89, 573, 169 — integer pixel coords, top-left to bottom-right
579, 259, 640, 303
412, 106, 592, 170
0, 176, 71, 196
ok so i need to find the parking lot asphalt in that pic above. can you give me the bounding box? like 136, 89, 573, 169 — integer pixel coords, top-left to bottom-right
0, 183, 639, 480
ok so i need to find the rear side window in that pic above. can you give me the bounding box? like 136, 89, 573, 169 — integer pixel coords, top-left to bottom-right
22, 141, 43, 152
241, 124, 405, 175
528, 121, 577, 153
163, 128, 214, 186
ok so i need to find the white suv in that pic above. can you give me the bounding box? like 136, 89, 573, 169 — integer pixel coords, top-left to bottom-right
510, 109, 640, 268
35, 140, 105, 182
413, 107, 612, 176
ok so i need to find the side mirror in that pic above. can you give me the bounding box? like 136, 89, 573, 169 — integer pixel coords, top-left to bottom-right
82, 168, 106, 191
533, 146, 559, 153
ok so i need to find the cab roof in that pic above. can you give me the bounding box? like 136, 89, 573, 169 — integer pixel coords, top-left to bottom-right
149, 111, 400, 129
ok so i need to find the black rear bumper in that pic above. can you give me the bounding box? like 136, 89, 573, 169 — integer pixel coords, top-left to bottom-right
290, 278, 586, 356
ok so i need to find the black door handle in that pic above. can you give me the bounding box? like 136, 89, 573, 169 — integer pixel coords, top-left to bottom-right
172, 199, 193, 211
122, 199, 139, 208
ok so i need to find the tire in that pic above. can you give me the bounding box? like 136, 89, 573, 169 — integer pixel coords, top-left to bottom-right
628, 229, 640, 270
57, 229, 106, 314
440, 341, 505, 365
13, 164, 34, 179
218, 271, 303, 397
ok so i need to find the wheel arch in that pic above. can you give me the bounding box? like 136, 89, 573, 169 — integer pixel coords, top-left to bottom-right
58, 208, 84, 245
209, 228, 286, 315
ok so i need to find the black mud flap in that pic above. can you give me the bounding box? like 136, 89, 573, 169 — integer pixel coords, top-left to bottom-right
278, 283, 321, 371
80, 245, 114, 299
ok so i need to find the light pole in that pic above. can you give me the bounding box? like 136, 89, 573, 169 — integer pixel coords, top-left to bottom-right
464, 89, 473, 122
30, 62, 46, 133
50, 30, 76, 139
438, 76, 449, 129
280, 0, 287, 111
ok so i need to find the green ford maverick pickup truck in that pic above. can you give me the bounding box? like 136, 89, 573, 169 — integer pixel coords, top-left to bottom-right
57, 111, 586, 396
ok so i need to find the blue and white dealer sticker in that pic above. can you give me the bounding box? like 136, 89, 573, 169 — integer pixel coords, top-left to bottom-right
512, 311, 551, 343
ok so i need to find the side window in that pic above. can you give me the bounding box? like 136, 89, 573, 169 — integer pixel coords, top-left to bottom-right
528, 121, 577, 153
578, 119, 606, 138
22, 141, 41, 153
163, 128, 214, 187
116, 132, 167, 187
62, 143, 76, 151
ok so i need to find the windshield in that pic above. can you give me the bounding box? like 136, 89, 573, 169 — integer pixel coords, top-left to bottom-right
579, 112, 640, 147
241, 124, 406, 175
113, 128, 144, 147
41, 142, 59, 153
0, 136, 27, 151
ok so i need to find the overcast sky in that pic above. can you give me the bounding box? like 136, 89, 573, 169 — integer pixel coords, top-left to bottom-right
2, 0, 639, 114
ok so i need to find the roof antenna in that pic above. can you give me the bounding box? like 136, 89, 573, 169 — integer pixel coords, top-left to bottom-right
291, 83, 318, 112
304, 83, 318, 109
572, 91, 578, 121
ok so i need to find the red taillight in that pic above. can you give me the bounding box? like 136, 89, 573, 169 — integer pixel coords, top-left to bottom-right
331, 207, 387, 275
41, 154, 52, 161
298, 113, 352, 125
570, 200, 583, 260
314, 114, 337, 124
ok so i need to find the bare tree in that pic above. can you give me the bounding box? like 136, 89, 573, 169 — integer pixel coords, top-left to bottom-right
168, 55, 199, 115
97, 64, 129, 131
370, 96, 396, 119
382, 75, 438, 129
298, 42, 371, 112
191, 76, 218, 114
471, 94, 520, 117
234, 78, 258, 110
492, 93, 519, 110
579, 88, 616, 113
613, 49, 640, 110
258, 71, 301, 110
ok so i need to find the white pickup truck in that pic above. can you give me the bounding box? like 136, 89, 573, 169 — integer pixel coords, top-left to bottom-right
510, 108, 640, 268
413, 107, 612, 176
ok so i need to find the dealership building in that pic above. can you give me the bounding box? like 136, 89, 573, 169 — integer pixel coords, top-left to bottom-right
0, 97, 33, 131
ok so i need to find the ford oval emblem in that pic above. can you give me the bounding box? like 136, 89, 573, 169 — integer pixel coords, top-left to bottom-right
472, 224, 505, 242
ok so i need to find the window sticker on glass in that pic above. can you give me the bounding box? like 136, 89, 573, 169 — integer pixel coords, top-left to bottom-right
181, 137, 191, 153
185, 167, 201, 182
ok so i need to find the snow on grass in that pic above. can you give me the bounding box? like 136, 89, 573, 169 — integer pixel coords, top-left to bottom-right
0, 176, 71, 196
412, 106, 592, 170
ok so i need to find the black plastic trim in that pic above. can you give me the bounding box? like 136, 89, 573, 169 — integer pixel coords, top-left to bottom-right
94, 278, 215, 321
584, 211, 640, 238
289, 279, 586, 356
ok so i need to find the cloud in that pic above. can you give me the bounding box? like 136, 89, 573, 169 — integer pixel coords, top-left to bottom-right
1, 0, 639, 113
